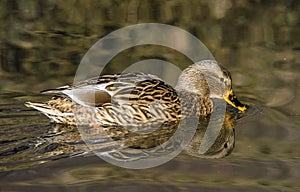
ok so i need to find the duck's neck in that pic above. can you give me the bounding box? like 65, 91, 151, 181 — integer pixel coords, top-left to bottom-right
176, 90, 212, 116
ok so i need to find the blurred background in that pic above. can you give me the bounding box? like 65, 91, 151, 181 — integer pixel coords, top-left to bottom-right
0, 0, 300, 191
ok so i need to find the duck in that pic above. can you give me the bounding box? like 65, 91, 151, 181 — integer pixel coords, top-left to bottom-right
25, 60, 247, 127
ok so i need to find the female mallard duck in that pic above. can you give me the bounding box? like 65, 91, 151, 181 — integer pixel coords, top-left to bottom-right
25, 60, 247, 127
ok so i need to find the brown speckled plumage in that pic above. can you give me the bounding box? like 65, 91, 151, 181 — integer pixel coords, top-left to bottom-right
25, 60, 246, 127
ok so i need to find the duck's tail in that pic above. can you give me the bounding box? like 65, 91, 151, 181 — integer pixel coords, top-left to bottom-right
25, 101, 75, 125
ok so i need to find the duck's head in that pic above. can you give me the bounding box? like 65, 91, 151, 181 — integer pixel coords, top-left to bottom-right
175, 60, 247, 112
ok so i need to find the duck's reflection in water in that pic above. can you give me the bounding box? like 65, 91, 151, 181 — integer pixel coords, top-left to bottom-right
0, 105, 239, 171
185, 108, 237, 159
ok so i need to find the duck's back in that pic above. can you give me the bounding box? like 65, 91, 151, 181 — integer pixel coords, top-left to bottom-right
26, 72, 183, 126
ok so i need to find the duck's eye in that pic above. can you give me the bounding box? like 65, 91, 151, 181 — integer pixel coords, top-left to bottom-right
224, 142, 228, 148
220, 77, 224, 82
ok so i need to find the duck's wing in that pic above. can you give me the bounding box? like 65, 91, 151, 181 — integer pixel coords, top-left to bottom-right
35, 72, 181, 126
41, 72, 178, 108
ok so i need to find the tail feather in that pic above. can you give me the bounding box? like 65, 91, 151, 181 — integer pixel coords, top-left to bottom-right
25, 102, 63, 116
25, 102, 74, 124
25, 102, 73, 121
41, 85, 71, 95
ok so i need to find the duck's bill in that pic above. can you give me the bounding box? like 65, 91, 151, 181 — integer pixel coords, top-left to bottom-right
224, 90, 248, 112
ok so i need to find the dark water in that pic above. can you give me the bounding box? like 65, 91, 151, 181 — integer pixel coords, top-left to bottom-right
1, 1, 300, 191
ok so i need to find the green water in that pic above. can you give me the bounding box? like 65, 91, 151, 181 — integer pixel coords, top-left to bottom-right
1, 1, 300, 191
